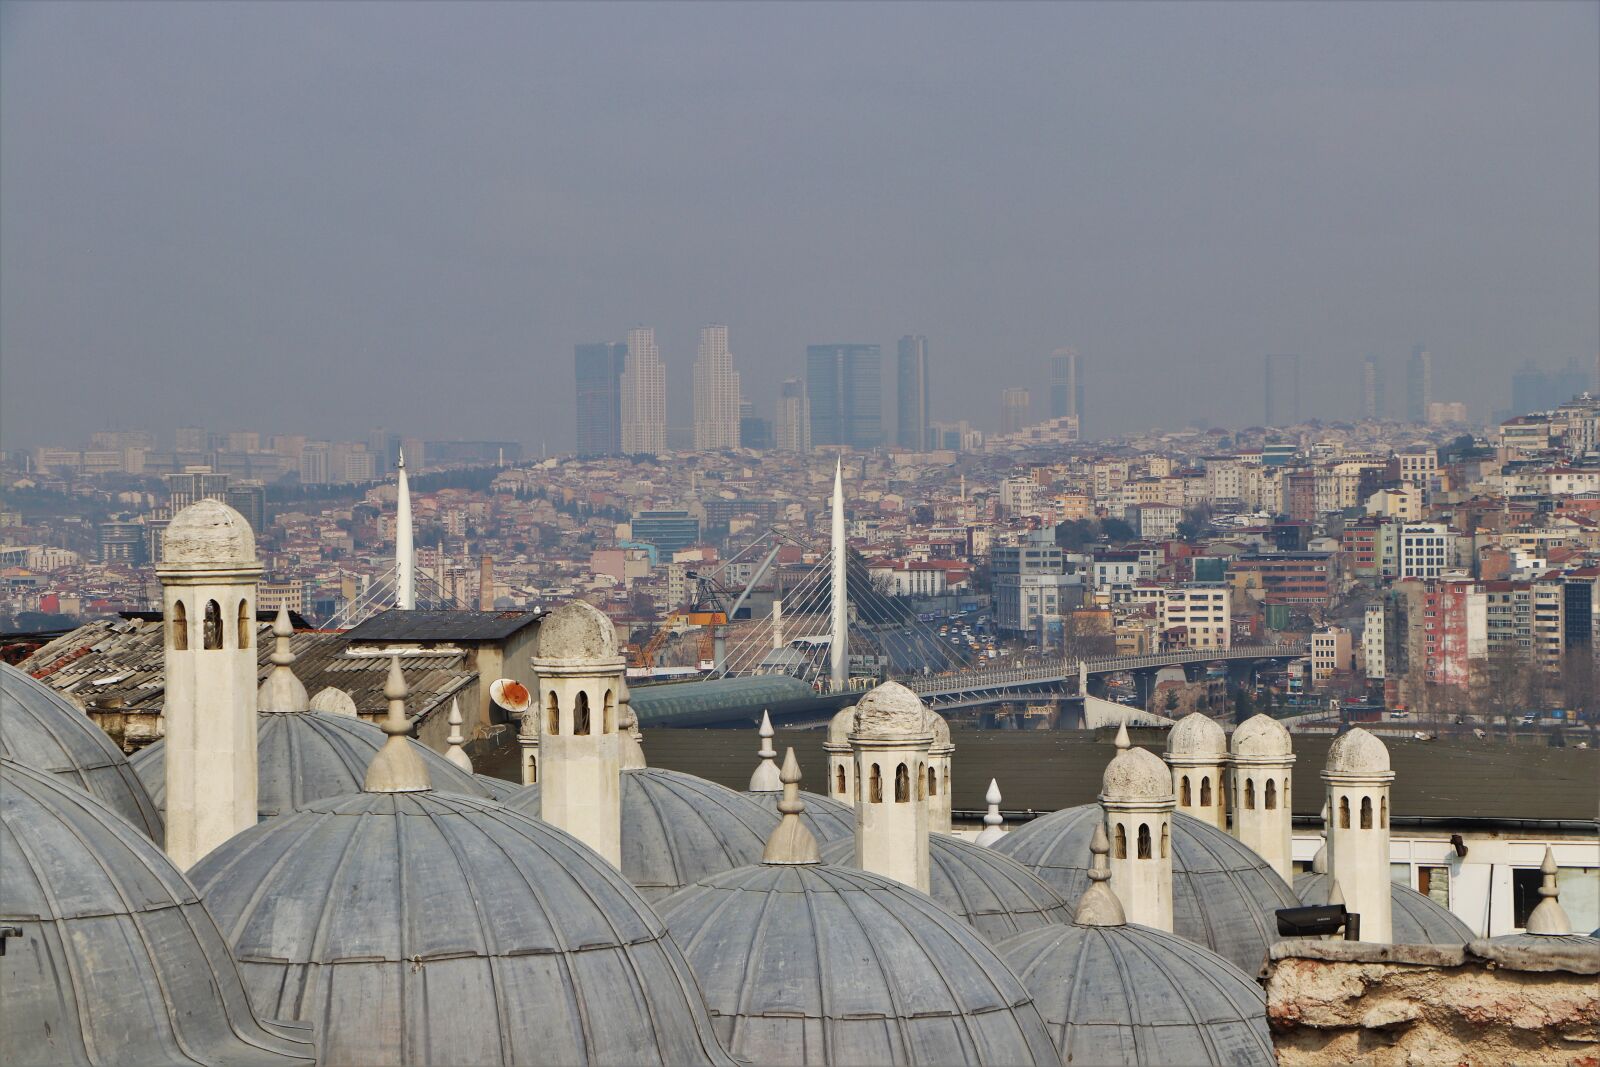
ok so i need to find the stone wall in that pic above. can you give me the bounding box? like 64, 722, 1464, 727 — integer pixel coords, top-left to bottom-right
1266, 940, 1600, 1065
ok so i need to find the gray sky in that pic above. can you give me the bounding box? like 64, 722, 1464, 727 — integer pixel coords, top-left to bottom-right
3, 1, 1596, 450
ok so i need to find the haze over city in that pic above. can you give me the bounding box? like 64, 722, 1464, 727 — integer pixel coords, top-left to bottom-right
2, 1, 1596, 450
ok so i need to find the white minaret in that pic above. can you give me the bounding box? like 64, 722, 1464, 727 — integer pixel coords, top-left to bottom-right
395, 448, 414, 610
1230, 713, 1296, 882
1099, 721, 1176, 931
533, 600, 626, 868
849, 681, 933, 892
1165, 712, 1228, 830
830, 459, 849, 691
824, 705, 856, 806
1323, 727, 1395, 943
926, 710, 954, 834
157, 499, 263, 869
973, 779, 1006, 847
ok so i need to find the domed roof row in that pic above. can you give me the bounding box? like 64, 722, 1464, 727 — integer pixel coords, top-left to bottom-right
1164, 712, 1291, 759
995, 803, 1300, 974
0, 662, 163, 842
1, 758, 315, 1066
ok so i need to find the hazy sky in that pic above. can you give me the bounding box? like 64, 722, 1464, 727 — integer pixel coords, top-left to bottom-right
3, 1, 1596, 451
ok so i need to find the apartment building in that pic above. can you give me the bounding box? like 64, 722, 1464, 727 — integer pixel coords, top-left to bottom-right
1159, 584, 1231, 651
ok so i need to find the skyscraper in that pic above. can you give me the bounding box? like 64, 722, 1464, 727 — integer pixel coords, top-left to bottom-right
621, 326, 666, 455
806, 344, 882, 449
692, 324, 741, 450
574, 342, 627, 455
1049, 348, 1083, 425
895, 335, 930, 450
1406, 345, 1432, 423
1263, 354, 1300, 427
1361, 356, 1384, 421
775, 379, 811, 453
1000, 387, 1032, 433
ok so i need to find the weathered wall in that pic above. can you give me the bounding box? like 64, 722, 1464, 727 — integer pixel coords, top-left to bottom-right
1266, 941, 1600, 1066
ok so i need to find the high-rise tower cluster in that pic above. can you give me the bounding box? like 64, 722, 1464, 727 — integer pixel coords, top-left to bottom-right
692, 324, 741, 451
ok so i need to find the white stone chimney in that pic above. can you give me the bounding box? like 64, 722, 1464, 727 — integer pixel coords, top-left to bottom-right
1099, 721, 1176, 931
532, 601, 625, 868
1323, 727, 1395, 943
157, 499, 263, 870
824, 705, 856, 807
849, 681, 933, 892
1164, 712, 1228, 829
1230, 713, 1296, 883
927, 711, 954, 834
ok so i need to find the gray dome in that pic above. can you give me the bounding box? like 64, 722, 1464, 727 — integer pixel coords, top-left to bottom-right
995, 805, 1301, 974
657, 862, 1060, 1066
0, 663, 163, 842
190, 788, 734, 1067
509, 768, 779, 900
472, 772, 519, 800
0, 759, 315, 1067
821, 834, 1072, 944
536, 600, 619, 661
131, 709, 494, 818
995, 921, 1274, 1066
1296, 871, 1473, 945
746, 786, 855, 844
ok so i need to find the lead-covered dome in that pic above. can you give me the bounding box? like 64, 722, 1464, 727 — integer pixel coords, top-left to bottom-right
1, 759, 315, 1066
191, 788, 734, 1066
509, 768, 779, 899
160, 498, 258, 566
1295, 871, 1472, 945
821, 833, 1072, 943
131, 709, 495, 818
658, 862, 1059, 1066
748, 786, 854, 843
0, 663, 163, 842
1167, 712, 1227, 759
996, 919, 1274, 1066
826, 705, 855, 746
995, 805, 1301, 974
536, 600, 619, 661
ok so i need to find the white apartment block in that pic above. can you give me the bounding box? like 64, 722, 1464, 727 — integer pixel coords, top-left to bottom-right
1160, 585, 1231, 651
1397, 523, 1451, 580
1363, 603, 1386, 680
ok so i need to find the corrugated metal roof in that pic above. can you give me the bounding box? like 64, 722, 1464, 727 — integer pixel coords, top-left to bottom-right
629, 675, 827, 728
342, 608, 542, 642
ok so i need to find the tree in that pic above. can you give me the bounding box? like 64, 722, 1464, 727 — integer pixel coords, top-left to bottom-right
1100, 517, 1136, 544
1233, 687, 1255, 723
1474, 646, 1544, 737
1164, 690, 1180, 712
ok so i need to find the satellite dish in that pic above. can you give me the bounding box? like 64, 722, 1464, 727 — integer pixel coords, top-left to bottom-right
489, 678, 531, 713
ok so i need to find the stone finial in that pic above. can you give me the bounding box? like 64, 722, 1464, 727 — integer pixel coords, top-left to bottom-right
762, 748, 820, 865
974, 779, 1006, 847
363, 656, 430, 792
748, 710, 782, 791
444, 697, 473, 772
1311, 800, 1330, 874
1327, 880, 1345, 907
1114, 718, 1131, 752
1074, 822, 1127, 927
1523, 847, 1572, 935
257, 608, 309, 714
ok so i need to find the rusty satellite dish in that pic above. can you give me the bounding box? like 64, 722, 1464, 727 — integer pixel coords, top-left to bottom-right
489, 677, 532, 713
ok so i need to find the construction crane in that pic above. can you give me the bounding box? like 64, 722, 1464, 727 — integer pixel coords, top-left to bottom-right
632, 577, 728, 671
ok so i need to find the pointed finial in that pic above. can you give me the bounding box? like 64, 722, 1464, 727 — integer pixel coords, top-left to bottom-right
1114, 718, 1131, 751
748, 710, 782, 790
397, 447, 406, 469
257, 607, 309, 713
363, 656, 431, 792
762, 748, 820, 864
974, 779, 1006, 847
1328, 879, 1345, 907
1524, 846, 1572, 935
444, 697, 473, 772
1074, 821, 1126, 926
